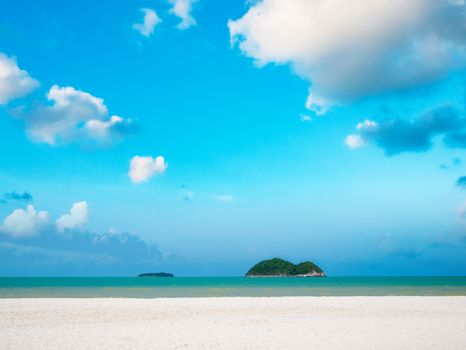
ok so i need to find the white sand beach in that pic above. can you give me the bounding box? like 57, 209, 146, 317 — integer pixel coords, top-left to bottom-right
1, 297, 465, 350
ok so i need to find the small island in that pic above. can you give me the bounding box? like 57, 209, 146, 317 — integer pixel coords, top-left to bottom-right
137, 272, 174, 278
245, 258, 326, 277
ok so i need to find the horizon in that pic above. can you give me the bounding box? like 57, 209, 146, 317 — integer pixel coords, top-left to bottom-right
3, 275, 466, 278
1, 0, 466, 277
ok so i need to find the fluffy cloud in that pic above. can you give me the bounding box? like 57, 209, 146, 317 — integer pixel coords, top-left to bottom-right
169, 0, 198, 29
345, 134, 365, 150
20, 85, 136, 145
133, 8, 161, 37
85, 115, 135, 140
0, 200, 162, 275
56, 201, 90, 232
228, 0, 466, 114
129, 155, 168, 183
0, 53, 39, 105
0, 205, 50, 238
346, 106, 466, 155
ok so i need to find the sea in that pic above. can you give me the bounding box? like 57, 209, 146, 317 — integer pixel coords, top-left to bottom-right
1, 276, 466, 298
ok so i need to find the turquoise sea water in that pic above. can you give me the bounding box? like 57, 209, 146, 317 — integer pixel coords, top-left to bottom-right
1, 277, 466, 297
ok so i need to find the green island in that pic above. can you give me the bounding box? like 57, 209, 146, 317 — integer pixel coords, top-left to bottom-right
245, 258, 326, 277
137, 272, 174, 278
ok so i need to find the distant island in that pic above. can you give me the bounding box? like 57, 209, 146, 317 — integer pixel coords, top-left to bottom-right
245, 258, 326, 277
138, 272, 174, 278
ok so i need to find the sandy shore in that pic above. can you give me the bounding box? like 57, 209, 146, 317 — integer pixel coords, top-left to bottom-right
1, 297, 465, 349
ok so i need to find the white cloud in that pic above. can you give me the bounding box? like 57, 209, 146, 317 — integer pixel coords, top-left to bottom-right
229, 0, 466, 113
0, 205, 50, 238
22, 85, 135, 145
357, 120, 379, 131
133, 8, 161, 37
169, 0, 198, 29
129, 155, 168, 183
214, 194, 235, 203
0, 53, 39, 105
85, 115, 133, 139
345, 119, 376, 149
345, 134, 366, 149
56, 201, 90, 233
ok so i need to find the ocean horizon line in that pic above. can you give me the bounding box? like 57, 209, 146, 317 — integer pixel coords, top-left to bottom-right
1, 275, 466, 278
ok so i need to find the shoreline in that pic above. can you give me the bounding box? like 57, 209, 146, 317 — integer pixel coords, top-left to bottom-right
2, 294, 466, 299
2, 276, 466, 298
1, 296, 466, 349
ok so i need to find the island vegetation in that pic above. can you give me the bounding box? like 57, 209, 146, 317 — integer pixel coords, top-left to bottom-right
245, 258, 325, 277
138, 272, 174, 278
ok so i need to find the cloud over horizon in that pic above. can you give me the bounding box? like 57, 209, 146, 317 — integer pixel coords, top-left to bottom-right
0, 205, 50, 238
0, 201, 161, 275
229, 0, 466, 114
0, 229, 162, 276
0, 201, 91, 237
56, 201, 90, 232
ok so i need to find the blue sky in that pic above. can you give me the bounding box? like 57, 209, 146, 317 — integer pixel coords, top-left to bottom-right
0, 0, 465, 276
